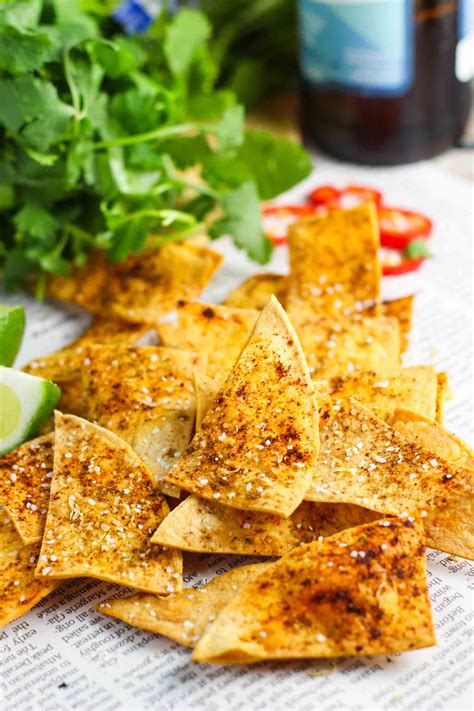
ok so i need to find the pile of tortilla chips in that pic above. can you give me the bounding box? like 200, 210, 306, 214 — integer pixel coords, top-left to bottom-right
3, 213, 473, 668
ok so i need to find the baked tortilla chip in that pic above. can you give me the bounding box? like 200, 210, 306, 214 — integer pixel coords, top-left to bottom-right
23, 318, 152, 417
82, 345, 205, 495
286, 204, 381, 318
46, 242, 223, 324
158, 301, 259, 382
392, 409, 474, 469
305, 399, 474, 559
290, 313, 400, 378
193, 516, 435, 663
193, 372, 220, 432
436, 372, 450, 424
381, 295, 414, 353
151, 496, 379, 555
36, 414, 182, 593
0, 509, 60, 628
165, 297, 320, 517
0, 434, 54, 544
326, 366, 438, 422
96, 563, 271, 645
224, 274, 289, 310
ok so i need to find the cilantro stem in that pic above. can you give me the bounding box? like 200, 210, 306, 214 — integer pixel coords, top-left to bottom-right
93, 123, 200, 149
111, 208, 196, 229
146, 221, 205, 247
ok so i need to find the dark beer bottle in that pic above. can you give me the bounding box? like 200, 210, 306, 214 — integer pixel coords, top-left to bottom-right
298, 0, 473, 165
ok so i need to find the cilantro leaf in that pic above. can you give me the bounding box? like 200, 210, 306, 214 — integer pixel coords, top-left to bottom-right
237, 131, 312, 199
13, 202, 58, 242
404, 239, 433, 259
164, 9, 211, 78
210, 181, 272, 264
213, 105, 245, 151
0, 24, 53, 75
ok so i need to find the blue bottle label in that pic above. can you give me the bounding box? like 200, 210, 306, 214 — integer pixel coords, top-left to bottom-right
298, 0, 414, 96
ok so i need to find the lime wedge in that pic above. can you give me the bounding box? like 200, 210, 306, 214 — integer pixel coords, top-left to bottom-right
0, 305, 26, 366
0, 366, 61, 455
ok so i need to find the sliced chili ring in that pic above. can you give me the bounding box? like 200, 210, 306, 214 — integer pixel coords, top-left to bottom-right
378, 207, 433, 250
383, 257, 426, 276
262, 204, 318, 245
308, 185, 340, 206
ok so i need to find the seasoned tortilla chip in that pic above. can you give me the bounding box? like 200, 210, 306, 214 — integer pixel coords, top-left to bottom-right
193, 516, 435, 663
286, 204, 381, 318
36, 414, 182, 593
165, 297, 320, 517
46, 242, 223, 324
436, 372, 450, 424
0, 509, 60, 628
224, 274, 289, 310
22, 318, 151, 418
158, 301, 259, 382
290, 313, 400, 378
326, 366, 438, 422
392, 409, 474, 469
96, 563, 272, 645
152, 496, 379, 555
0, 435, 54, 544
193, 372, 220, 432
381, 295, 414, 353
81, 345, 205, 495
305, 398, 474, 559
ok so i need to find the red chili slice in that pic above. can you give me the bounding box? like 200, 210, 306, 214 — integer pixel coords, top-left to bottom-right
378, 207, 433, 250
262, 204, 317, 245
341, 185, 383, 206
383, 257, 425, 276
308, 185, 340, 206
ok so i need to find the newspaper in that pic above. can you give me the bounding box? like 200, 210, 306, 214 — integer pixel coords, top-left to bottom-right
1, 157, 473, 711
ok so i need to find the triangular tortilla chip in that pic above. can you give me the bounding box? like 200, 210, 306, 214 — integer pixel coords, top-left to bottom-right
81, 345, 205, 496
0, 434, 54, 544
305, 399, 474, 559
392, 409, 474, 469
381, 295, 414, 353
23, 317, 152, 420
286, 204, 381, 318
165, 297, 320, 517
158, 301, 259, 382
36, 413, 182, 593
151, 496, 380, 555
96, 563, 272, 646
193, 372, 220, 432
46, 242, 223, 324
224, 274, 289, 310
325, 366, 438, 422
436, 372, 450, 424
193, 515, 435, 663
0, 509, 60, 628
289, 312, 400, 378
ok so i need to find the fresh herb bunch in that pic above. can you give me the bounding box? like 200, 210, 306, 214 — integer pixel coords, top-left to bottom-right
0, 0, 311, 293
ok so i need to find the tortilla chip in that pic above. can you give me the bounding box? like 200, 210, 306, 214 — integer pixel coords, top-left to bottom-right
0, 509, 60, 628
96, 563, 272, 646
22, 318, 152, 419
46, 242, 223, 324
392, 409, 474, 469
193, 372, 220, 432
305, 398, 474, 559
81, 345, 204, 496
152, 496, 380, 555
326, 366, 438, 422
224, 274, 289, 310
165, 297, 320, 517
436, 372, 450, 424
0, 434, 54, 544
381, 295, 414, 353
290, 313, 400, 379
286, 204, 381, 318
158, 301, 259, 382
35, 413, 182, 593
193, 515, 435, 663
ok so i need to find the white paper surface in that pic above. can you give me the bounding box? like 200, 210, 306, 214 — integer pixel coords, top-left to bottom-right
1, 156, 473, 711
